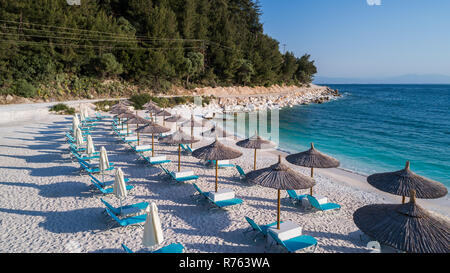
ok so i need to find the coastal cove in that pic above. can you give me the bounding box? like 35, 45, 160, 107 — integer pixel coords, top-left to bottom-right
216, 84, 449, 188
0, 84, 448, 254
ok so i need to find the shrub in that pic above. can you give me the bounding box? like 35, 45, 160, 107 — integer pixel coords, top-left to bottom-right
94, 100, 120, 112
14, 79, 37, 98
49, 103, 75, 115
129, 93, 151, 110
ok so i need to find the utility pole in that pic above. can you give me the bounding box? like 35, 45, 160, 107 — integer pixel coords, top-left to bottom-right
282, 44, 287, 54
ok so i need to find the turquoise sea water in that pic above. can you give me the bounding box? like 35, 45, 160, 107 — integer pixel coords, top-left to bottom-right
223, 84, 450, 187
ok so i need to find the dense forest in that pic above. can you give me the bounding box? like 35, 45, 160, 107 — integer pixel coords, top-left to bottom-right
0, 0, 317, 100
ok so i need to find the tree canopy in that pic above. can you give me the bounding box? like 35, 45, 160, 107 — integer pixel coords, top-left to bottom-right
0, 0, 318, 98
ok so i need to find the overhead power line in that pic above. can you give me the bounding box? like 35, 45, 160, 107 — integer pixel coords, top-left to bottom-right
0, 40, 204, 51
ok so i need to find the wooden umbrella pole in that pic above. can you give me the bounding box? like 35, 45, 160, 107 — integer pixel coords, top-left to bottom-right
277, 189, 281, 229
310, 167, 314, 196
127, 123, 129, 134
137, 132, 140, 146
152, 134, 155, 157
178, 144, 181, 172
191, 125, 194, 149
254, 149, 257, 170
215, 160, 219, 192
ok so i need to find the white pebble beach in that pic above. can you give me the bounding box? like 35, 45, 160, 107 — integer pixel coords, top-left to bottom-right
0, 103, 448, 253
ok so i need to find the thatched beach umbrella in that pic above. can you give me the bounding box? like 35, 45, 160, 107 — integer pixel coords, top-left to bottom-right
126, 116, 151, 146
111, 107, 130, 129
159, 128, 199, 172
115, 112, 136, 134
145, 102, 161, 121
246, 155, 316, 229
136, 122, 171, 157
236, 132, 276, 171
110, 105, 128, 114
286, 143, 340, 196
367, 161, 448, 204
153, 109, 172, 126
353, 190, 450, 253
192, 138, 242, 192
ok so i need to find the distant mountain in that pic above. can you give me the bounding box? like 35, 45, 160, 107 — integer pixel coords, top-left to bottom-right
314, 74, 450, 84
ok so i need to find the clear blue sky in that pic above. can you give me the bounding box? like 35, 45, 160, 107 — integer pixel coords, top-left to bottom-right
259, 0, 450, 78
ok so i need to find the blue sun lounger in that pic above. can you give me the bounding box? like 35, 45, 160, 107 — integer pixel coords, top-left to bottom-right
287, 190, 307, 205
69, 143, 86, 152
95, 112, 109, 120
88, 173, 129, 188
70, 147, 99, 161
180, 143, 194, 154
105, 207, 146, 227
307, 195, 341, 212
268, 231, 318, 253
160, 165, 199, 183
192, 183, 243, 209
235, 165, 247, 180
143, 156, 171, 166
121, 243, 184, 253
100, 198, 148, 216
206, 160, 235, 168
244, 217, 282, 241
131, 144, 153, 154
90, 178, 134, 194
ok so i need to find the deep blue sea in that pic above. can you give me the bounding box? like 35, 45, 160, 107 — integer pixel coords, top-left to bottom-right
224, 84, 450, 187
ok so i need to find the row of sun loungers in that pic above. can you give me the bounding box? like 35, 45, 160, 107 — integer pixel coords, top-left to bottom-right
66, 111, 343, 253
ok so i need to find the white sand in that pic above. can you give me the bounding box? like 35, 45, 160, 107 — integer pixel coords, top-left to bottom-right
0, 105, 448, 253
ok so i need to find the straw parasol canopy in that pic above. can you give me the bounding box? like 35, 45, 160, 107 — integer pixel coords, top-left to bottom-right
145, 102, 161, 121
367, 161, 448, 204
125, 115, 152, 145
286, 142, 340, 195
192, 138, 242, 192
353, 190, 450, 253
115, 112, 136, 133
110, 106, 129, 115
119, 100, 132, 106
159, 128, 199, 172
136, 122, 171, 156
153, 109, 172, 125
246, 155, 316, 229
236, 132, 276, 171
164, 114, 186, 123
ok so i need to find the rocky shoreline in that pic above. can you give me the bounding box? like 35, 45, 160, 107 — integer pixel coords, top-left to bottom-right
218, 86, 341, 112
177, 84, 342, 114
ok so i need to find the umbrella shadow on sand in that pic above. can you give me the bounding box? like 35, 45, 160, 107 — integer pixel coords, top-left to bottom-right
1, 165, 81, 177
0, 152, 67, 164
0, 207, 107, 234
0, 181, 92, 198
